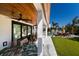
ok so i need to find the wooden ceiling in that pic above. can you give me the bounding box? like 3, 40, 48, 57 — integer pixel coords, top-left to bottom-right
0, 3, 37, 25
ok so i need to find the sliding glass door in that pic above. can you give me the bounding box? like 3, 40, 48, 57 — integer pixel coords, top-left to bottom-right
12, 21, 32, 46
22, 25, 27, 37
28, 26, 32, 35
13, 24, 21, 40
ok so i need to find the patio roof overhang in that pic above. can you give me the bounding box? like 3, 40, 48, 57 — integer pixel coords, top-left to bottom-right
0, 3, 37, 25
33, 3, 50, 27
42, 3, 50, 27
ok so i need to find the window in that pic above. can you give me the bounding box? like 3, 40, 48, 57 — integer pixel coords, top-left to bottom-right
12, 21, 32, 41
13, 24, 21, 40
28, 26, 32, 35
22, 25, 27, 37
33, 26, 37, 35
12, 21, 33, 46
43, 24, 45, 35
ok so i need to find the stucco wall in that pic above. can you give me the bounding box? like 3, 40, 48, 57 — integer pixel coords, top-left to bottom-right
0, 15, 12, 50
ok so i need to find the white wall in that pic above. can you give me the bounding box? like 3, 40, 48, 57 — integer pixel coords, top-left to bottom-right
0, 14, 33, 50
0, 15, 12, 50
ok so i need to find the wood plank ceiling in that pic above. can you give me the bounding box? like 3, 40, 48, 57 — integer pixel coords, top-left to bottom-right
0, 3, 37, 25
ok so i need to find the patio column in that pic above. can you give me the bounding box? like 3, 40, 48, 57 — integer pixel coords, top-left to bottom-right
37, 10, 43, 38
37, 10, 43, 56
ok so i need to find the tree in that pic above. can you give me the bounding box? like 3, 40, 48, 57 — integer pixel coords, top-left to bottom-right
72, 16, 79, 25
65, 23, 72, 34
52, 21, 59, 30
72, 16, 79, 35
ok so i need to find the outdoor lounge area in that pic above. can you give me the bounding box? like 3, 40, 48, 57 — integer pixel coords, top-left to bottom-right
0, 3, 38, 56
0, 34, 37, 56
0, 3, 55, 56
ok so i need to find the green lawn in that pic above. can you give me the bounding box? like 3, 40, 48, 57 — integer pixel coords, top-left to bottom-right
52, 36, 79, 56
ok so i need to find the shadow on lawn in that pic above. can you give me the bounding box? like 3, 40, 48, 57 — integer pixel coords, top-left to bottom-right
69, 37, 79, 42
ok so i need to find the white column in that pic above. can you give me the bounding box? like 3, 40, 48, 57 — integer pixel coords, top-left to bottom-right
37, 10, 44, 56
33, 3, 44, 56
37, 19, 43, 38
37, 10, 43, 38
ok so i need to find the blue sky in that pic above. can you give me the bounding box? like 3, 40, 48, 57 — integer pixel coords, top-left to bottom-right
50, 3, 79, 27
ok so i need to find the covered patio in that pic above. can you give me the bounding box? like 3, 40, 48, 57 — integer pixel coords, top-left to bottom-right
0, 3, 57, 56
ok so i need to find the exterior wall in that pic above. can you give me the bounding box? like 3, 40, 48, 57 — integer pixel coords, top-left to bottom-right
0, 15, 12, 50
0, 14, 33, 50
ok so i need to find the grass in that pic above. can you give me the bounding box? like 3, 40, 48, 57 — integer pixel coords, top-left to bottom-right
52, 36, 79, 56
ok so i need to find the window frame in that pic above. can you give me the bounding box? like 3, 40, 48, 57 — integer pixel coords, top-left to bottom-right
12, 21, 32, 45
22, 23, 28, 39
12, 21, 22, 41
27, 25, 32, 35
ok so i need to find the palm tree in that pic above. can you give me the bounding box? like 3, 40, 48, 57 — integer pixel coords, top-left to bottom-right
72, 16, 79, 34
65, 23, 72, 34
52, 20, 60, 35
52, 21, 59, 30
72, 16, 79, 25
